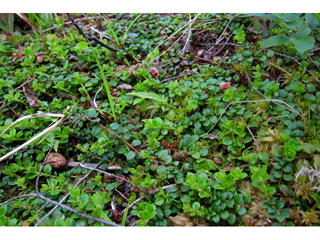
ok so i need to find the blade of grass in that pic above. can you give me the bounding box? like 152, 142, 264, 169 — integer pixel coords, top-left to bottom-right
122, 13, 142, 46
121, 202, 130, 226
90, 46, 116, 121
106, 21, 120, 48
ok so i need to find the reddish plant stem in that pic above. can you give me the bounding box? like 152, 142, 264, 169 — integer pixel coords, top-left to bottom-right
76, 114, 141, 157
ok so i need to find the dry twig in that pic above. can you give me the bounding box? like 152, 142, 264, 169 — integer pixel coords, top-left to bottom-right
240, 116, 260, 152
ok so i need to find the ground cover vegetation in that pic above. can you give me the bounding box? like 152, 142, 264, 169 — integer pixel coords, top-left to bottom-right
0, 13, 320, 226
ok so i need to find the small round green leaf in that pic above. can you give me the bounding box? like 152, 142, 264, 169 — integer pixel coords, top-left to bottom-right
222, 136, 233, 145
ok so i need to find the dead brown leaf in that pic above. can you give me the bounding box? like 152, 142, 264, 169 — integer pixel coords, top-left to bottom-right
116, 83, 133, 91
23, 220, 29, 227
22, 83, 41, 108
45, 152, 67, 168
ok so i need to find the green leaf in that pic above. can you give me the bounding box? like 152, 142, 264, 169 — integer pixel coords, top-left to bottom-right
227, 213, 236, 225
198, 179, 206, 190
155, 197, 165, 206
91, 46, 116, 121
302, 143, 315, 154
110, 122, 120, 130
91, 125, 101, 136
220, 210, 229, 220
0, 205, 7, 215
116, 145, 126, 154
305, 13, 319, 30
127, 92, 167, 103
213, 184, 225, 190
222, 136, 233, 145
0, 215, 6, 226
54, 217, 64, 226
292, 36, 315, 55
283, 174, 293, 181
258, 152, 269, 164
281, 208, 291, 218
211, 214, 220, 223
260, 35, 291, 48
191, 152, 200, 159
296, 26, 311, 39
253, 16, 260, 32
200, 148, 208, 157
91, 207, 102, 219
43, 164, 52, 174
313, 13, 320, 27
237, 206, 246, 216
275, 213, 286, 222
24, 48, 32, 57
121, 202, 131, 226
77, 42, 88, 50
187, 135, 199, 147
126, 151, 136, 160
288, 20, 301, 30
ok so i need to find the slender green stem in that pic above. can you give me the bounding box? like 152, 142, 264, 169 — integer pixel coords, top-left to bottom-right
91, 46, 116, 121
122, 13, 142, 46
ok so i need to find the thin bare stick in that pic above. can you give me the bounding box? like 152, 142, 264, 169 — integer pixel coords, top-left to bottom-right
36, 140, 56, 194
121, 184, 176, 214
200, 98, 303, 138
80, 114, 141, 156
124, 194, 147, 213
67, 13, 120, 52
0, 114, 65, 162
274, 52, 320, 83
35, 163, 100, 226
244, 64, 309, 134
240, 116, 260, 152
0, 194, 37, 207
0, 113, 64, 138
0, 192, 120, 226
79, 163, 147, 194
217, 50, 228, 68
153, 14, 201, 63
149, 13, 201, 64
160, 72, 194, 83
181, 14, 194, 55
67, 161, 121, 171
216, 14, 239, 44
93, 86, 113, 123
199, 42, 240, 47
115, 189, 128, 202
